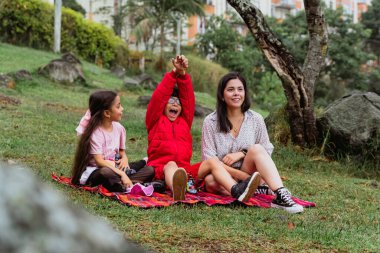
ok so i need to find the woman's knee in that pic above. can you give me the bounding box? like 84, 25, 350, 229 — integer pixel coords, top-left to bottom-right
205, 157, 222, 169
247, 144, 266, 156
204, 174, 217, 188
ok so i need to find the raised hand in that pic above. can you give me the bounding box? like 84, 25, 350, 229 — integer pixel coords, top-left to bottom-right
171, 55, 188, 76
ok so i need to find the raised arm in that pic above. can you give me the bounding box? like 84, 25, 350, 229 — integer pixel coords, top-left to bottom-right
145, 71, 177, 131
177, 73, 194, 128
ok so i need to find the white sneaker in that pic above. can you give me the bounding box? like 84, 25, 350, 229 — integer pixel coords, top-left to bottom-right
271, 187, 304, 214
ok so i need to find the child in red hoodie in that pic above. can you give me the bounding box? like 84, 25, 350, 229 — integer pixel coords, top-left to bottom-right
146, 55, 261, 201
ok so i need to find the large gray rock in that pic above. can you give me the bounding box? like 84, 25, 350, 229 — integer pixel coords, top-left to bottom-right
317, 92, 380, 159
0, 162, 148, 253
124, 74, 157, 89
38, 52, 86, 84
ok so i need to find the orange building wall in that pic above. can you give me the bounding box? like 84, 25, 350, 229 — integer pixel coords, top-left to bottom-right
187, 4, 215, 46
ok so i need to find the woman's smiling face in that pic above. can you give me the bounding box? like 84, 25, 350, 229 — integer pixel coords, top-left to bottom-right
223, 78, 245, 109
164, 96, 182, 121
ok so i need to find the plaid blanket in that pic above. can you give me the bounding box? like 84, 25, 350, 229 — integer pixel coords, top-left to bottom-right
52, 174, 316, 209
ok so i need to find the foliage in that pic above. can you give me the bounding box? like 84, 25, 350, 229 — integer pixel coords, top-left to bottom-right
254, 72, 286, 110
62, 0, 85, 16
362, 0, 380, 62
125, 0, 205, 55
0, 0, 128, 68
0, 43, 379, 253
323, 8, 374, 89
186, 54, 229, 94
195, 15, 281, 108
266, 7, 375, 106
0, 0, 54, 49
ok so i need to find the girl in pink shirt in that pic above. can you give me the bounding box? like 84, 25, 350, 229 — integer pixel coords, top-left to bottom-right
71, 90, 154, 192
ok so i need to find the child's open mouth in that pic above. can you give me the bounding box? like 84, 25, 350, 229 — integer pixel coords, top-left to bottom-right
169, 109, 178, 116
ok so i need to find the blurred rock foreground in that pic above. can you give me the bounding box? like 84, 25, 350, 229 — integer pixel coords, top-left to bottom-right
0, 162, 149, 253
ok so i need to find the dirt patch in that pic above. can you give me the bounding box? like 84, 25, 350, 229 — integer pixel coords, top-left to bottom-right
0, 94, 21, 106
44, 102, 85, 113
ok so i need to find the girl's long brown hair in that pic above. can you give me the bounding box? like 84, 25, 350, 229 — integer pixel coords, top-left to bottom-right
71, 90, 117, 185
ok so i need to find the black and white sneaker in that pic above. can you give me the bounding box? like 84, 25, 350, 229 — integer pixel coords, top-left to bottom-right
271, 187, 304, 214
231, 172, 261, 202
254, 184, 275, 195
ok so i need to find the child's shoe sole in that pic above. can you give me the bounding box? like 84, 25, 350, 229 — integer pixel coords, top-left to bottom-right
172, 168, 187, 201
238, 172, 261, 202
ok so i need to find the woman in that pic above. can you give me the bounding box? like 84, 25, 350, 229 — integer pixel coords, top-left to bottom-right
201, 72, 304, 214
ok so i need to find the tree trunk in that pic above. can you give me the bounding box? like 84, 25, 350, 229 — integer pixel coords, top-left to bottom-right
226, 0, 328, 147
54, 0, 62, 53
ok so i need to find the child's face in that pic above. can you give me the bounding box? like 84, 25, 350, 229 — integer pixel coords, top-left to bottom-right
109, 95, 123, 121
164, 96, 182, 122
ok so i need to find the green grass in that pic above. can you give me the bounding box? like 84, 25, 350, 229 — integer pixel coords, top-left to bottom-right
1, 42, 379, 252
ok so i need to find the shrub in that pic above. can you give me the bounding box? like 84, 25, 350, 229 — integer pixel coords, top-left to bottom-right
0, 0, 53, 49
186, 54, 228, 95
0, 0, 128, 67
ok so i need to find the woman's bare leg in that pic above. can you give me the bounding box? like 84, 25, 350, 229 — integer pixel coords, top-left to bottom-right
198, 157, 237, 192
204, 174, 231, 196
240, 144, 283, 190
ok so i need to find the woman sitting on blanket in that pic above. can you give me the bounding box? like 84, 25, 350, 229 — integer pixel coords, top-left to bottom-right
201, 72, 304, 214
146, 55, 261, 201
71, 90, 154, 192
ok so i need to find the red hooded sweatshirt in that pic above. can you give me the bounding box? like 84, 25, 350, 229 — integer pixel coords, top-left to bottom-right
145, 71, 195, 180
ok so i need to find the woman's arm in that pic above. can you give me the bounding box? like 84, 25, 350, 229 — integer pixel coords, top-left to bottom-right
223, 164, 250, 181
201, 116, 218, 160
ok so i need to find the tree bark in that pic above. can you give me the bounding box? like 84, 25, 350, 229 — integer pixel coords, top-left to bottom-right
226, 0, 328, 147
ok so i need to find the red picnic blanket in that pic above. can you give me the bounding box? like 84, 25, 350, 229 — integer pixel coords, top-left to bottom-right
52, 174, 316, 209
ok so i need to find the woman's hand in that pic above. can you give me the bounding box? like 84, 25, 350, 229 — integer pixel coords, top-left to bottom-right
172, 55, 188, 76
121, 174, 133, 188
222, 152, 245, 166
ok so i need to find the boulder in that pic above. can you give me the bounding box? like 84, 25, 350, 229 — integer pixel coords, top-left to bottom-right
0, 162, 148, 253
194, 104, 213, 117
0, 74, 16, 89
317, 92, 380, 159
124, 74, 157, 89
110, 65, 126, 78
137, 95, 152, 106
9, 69, 32, 80
38, 52, 86, 84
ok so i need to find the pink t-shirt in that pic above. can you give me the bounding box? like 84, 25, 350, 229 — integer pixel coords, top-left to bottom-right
88, 122, 126, 167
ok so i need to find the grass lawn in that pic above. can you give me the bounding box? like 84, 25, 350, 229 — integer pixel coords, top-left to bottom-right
0, 43, 379, 252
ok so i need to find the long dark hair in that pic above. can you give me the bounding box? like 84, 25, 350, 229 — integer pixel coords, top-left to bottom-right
71, 90, 118, 185
216, 72, 251, 133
